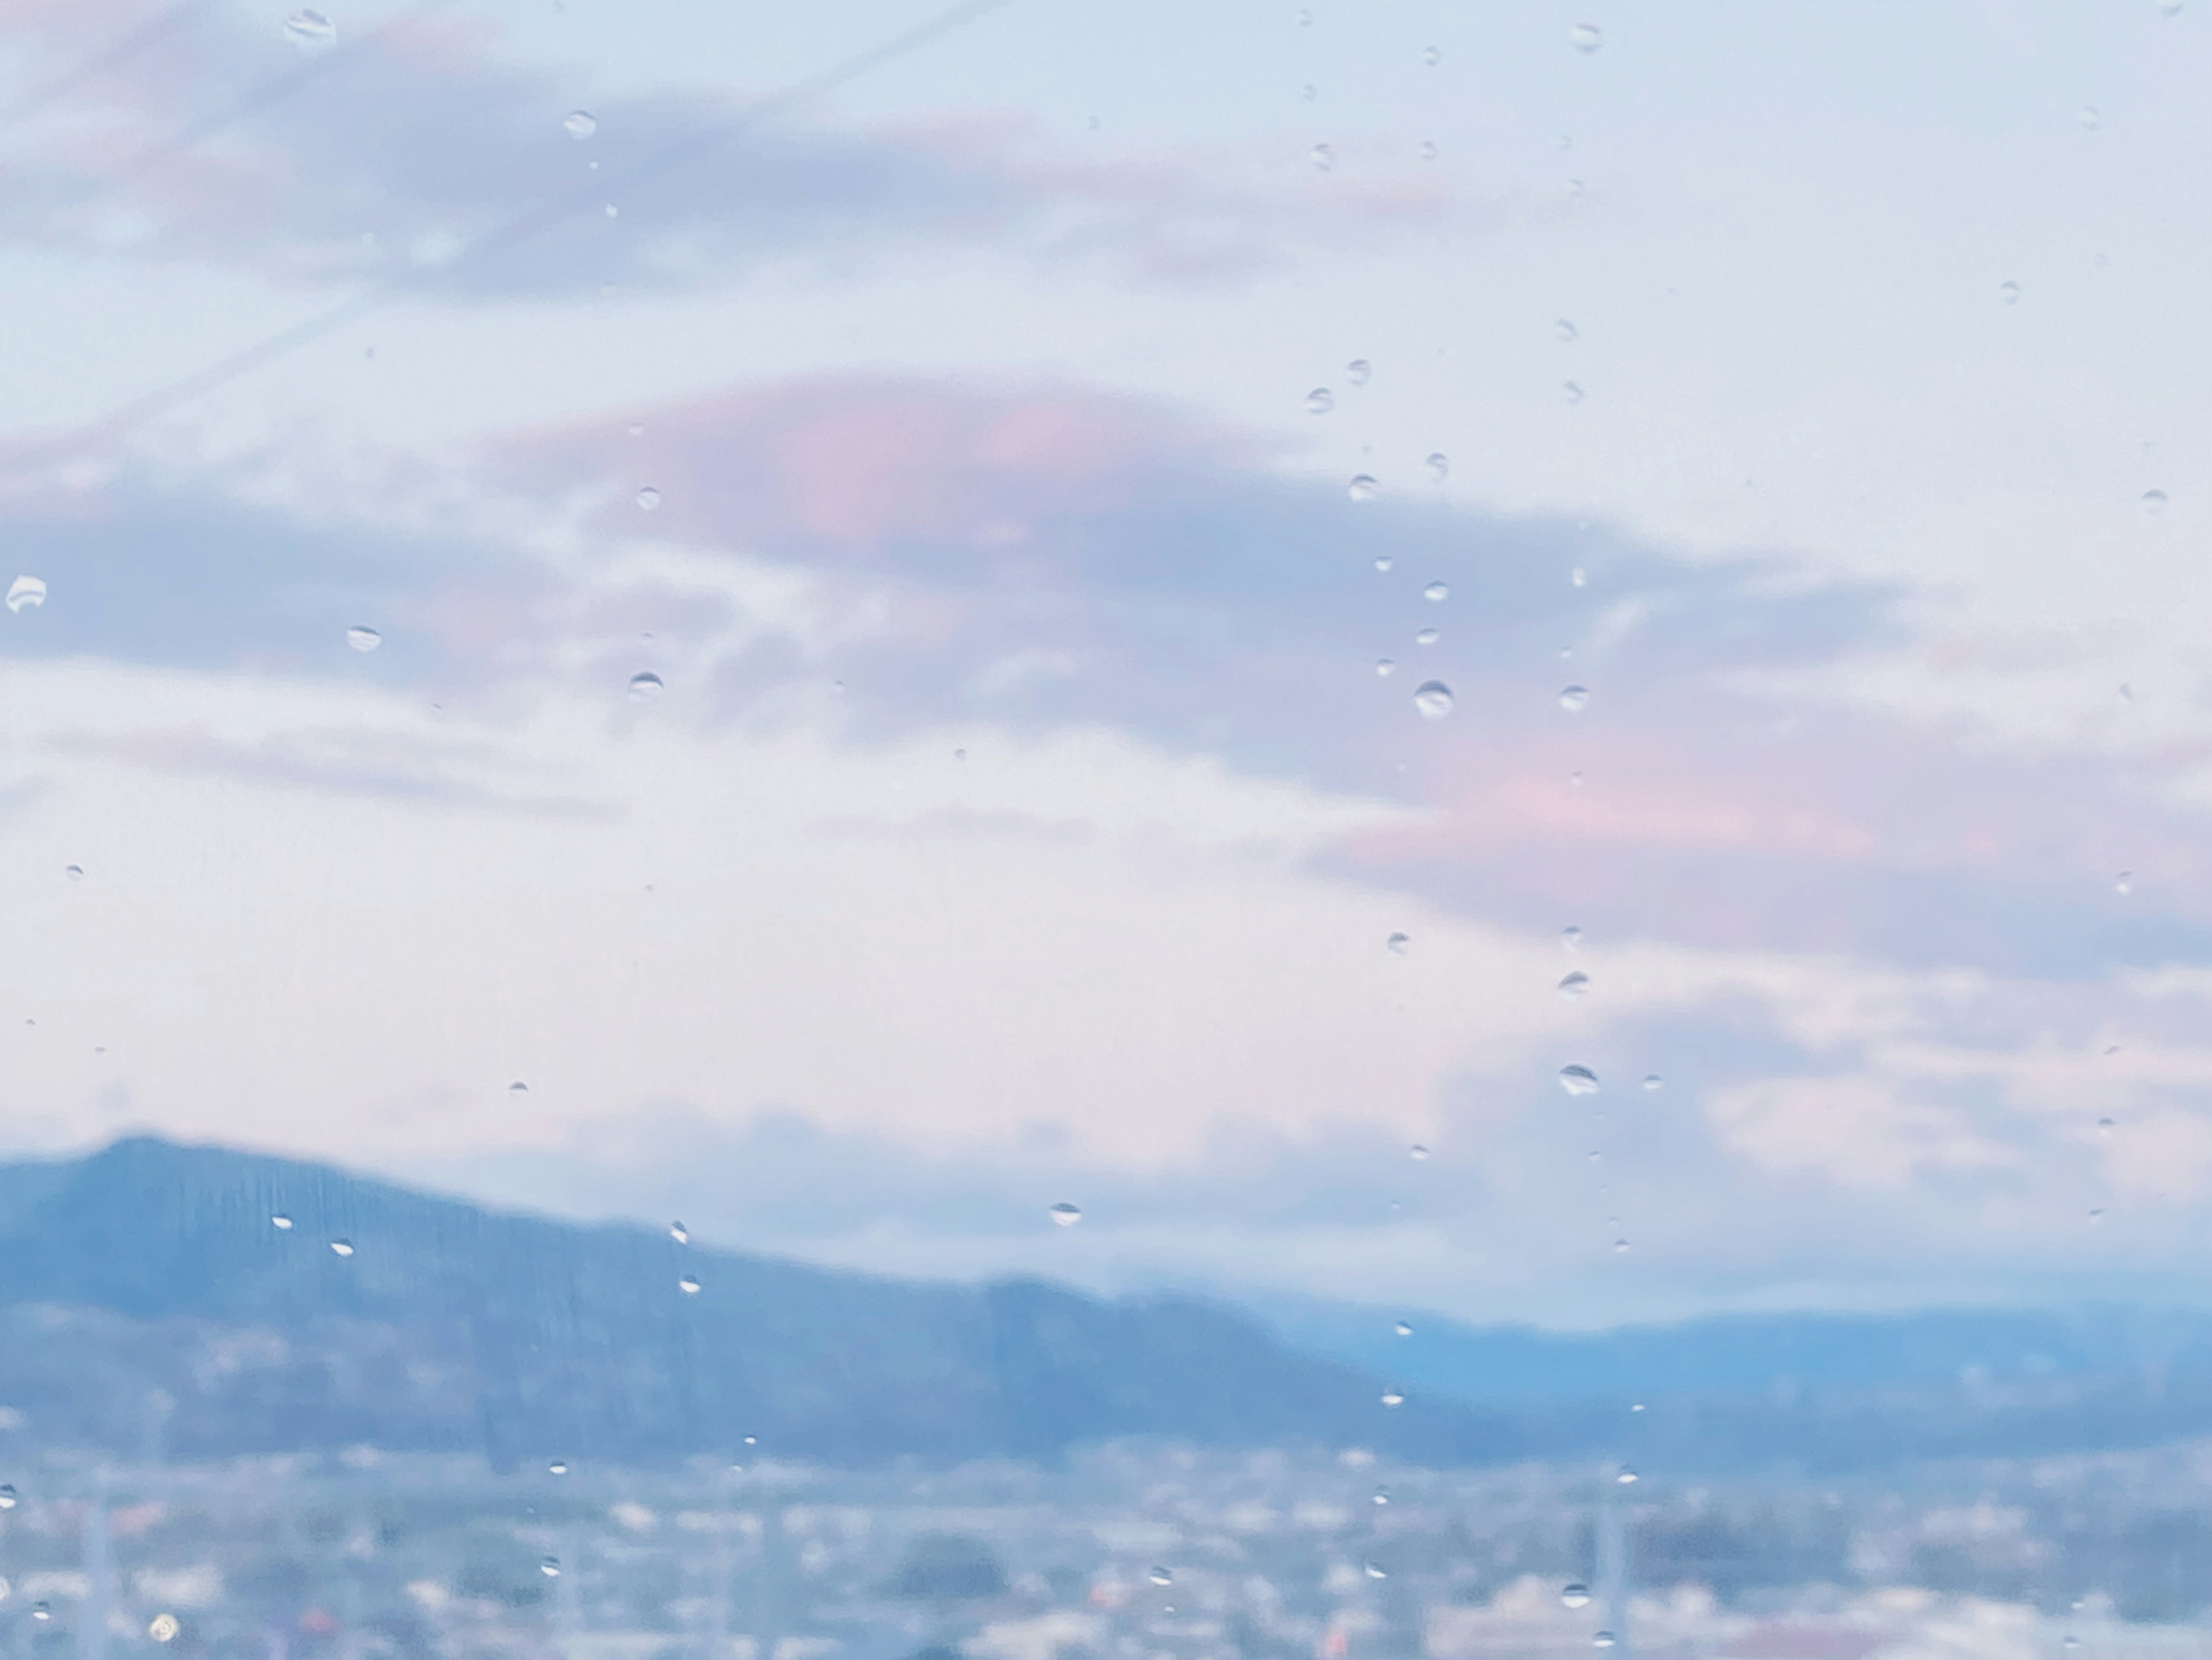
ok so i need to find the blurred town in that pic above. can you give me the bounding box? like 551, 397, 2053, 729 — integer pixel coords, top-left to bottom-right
7, 1435, 2212, 1660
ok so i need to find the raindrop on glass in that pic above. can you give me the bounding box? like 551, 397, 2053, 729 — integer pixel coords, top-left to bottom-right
2000, 279, 2021, 304
1348, 474, 1377, 502
2077, 106, 2099, 130
678, 1275, 702, 1295
5, 576, 46, 613
282, 9, 337, 50
2098, 1116, 2115, 1136
1380, 1388, 1405, 1407
1555, 319, 1578, 343
627, 671, 665, 702
271, 1213, 293, 1231
1423, 581, 1449, 603
1347, 358, 1372, 386
507, 1080, 528, 1095
1394, 1320, 1413, 1337
329, 1239, 354, 1257
549, 1459, 570, 1475
149, 1616, 179, 1644
64, 865, 82, 882
1642, 1074, 1664, 1092
2143, 489, 2168, 514
1373, 555, 1393, 572
1419, 139, 1438, 161
1569, 22, 1602, 52
1309, 143, 1334, 171
1559, 685, 1589, 712
345, 625, 381, 653
1593, 1635, 1615, 1650
1616, 1468, 1638, 1484
636, 486, 662, 511
1564, 381, 1585, 404
669, 1221, 690, 1243
1426, 452, 1449, 482
2115, 871, 2133, 895
1415, 627, 1440, 647
1049, 1202, 1083, 1227
1412, 680, 1453, 719
1409, 1143, 1429, 1160
1148, 1567, 1173, 1587
1571, 565, 1588, 585
564, 110, 597, 139
540, 1558, 560, 1578
1376, 659, 1396, 676
1562, 925, 1583, 950
1559, 1065, 1600, 1096
1613, 1238, 1629, 1253
1307, 387, 1334, 414
32, 1604, 50, 1623
1386, 932, 1411, 955
1561, 1585, 1590, 1610
1558, 971, 1590, 1000
1422, 44, 1440, 65
1363, 1561, 1388, 1579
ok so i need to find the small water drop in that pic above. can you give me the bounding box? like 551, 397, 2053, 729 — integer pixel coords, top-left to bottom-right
1613, 1238, 1629, 1253
1592, 1634, 1615, 1650
678, 1275, 702, 1294
148, 1616, 180, 1644
1558, 685, 1590, 713
564, 110, 597, 139
1564, 381, 1585, 404
1555, 319, 1578, 343
1422, 581, 1449, 603
1363, 1561, 1388, 1579
1296, 6, 1312, 22
1425, 452, 1449, 482
344, 625, 381, 653
540, 1558, 560, 1578
1148, 1567, 1173, 1587
2143, 489, 2168, 514
1422, 44, 1440, 65
2115, 871, 2133, 895
1408, 1143, 1429, 1160
1385, 932, 1411, 955
1562, 925, 1583, 950
1347, 358, 1372, 386
271, 1213, 293, 1231
1375, 658, 1396, 676
627, 671, 665, 702
2000, 279, 2021, 304
507, 1080, 528, 1095
1307, 387, 1335, 414
1418, 139, 1438, 161
1569, 21, 1602, 52
1412, 680, 1453, 719
1380, 1389, 1405, 1407
1348, 474, 1378, 502
636, 486, 662, 511
1373, 555, 1393, 572
5, 576, 46, 613
328, 1239, 354, 1257
33, 1603, 50, 1622
669, 1220, 690, 1243
1309, 143, 1334, 171
1616, 1468, 1638, 1484
1559, 1065, 1600, 1096
548, 1459, 570, 1475
1560, 1585, 1590, 1610
1571, 565, 1588, 585
63, 865, 82, 882
2098, 1116, 2115, 1136
1393, 1320, 1413, 1337
282, 9, 337, 51
1049, 1202, 1083, 1227
1642, 1074, 1664, 1092
2077, 106, 2100, 130
1558, 971, 1590, 1000
1415, 627, 1440, 646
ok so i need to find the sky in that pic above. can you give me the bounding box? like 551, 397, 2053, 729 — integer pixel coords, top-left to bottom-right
0, 0, 2209, 1329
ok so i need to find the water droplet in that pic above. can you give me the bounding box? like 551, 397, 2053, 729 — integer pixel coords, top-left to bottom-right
1559, 1065, 1600, 1096
2077, 106, 2100, 130
33, 1602, 51, 1622
1558, 971, 1590, 1000
1642, 1074, 1664, 1092
1422, 44, 1440, 65
627, 671, 665, 702
1347, 359, 1372, 386
1412, 680, 1453, 719
1592, 1634, 1615, 1650
678, 1274, 702, 1294
1049, 1202, 1083, 1227
148, 1615, 180, 1644
1559, 685, 1589, 712
1567, 178, 1584, 197
1415, 627, 1440, 646
1363, 1561, 1388, 1579
1418, 139, 1438, 161
1612, 1238, 1629, 1253
564, 110, 597, 139
549, 1459, 570, 1475
507, 1080, 528, 1095
1375, 658, 1396, 676
1373, 555, 1393, 573
5, 576, 46, 613
1555, 319, 1578, 343
1307, 387, 1334, 414
635, 486, 661, 511
536, 1557, 561, 1578
282, 9, 337, 51
1300, 84, 1317, 101
2089, 1207, 2105, 1221
2143, 489, 2168, 514
345, 625, 381, 652
1393, 1321, 1413, 1339
2115, 871, 2133, 895
1569, 22, 1602, 52
1424, 452, 1449, 482
669, 1220, 690, 1243
1309, 143, 1334, 171
2000, 279, 2021, 304
63, 865, 82, 882
1409, 1143, 1429, 1160
1148, 1567, 1173, 1586
1562, 925, 1583, 950
1563, 381, 1585, 404
1347, 474, 1377, 502
1616, 1468, 1638, 1484
2099, 1116, 2115, 1135
1296, 6, 1312, 23
1380, 1389, 1405, 1407
329, 1239, 354, 1257
2161, 0, 2183, 15
271, 1213, 293, 1231
1381, 933, 1412, 958
1560, 1585, 1589, 1610
1571, 565, 1588, 585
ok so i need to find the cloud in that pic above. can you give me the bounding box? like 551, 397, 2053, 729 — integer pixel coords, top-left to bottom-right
0, 1, 1470, 300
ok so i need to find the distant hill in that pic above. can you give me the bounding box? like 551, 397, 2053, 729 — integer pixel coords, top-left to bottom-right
0, 1136, 1524, 1467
